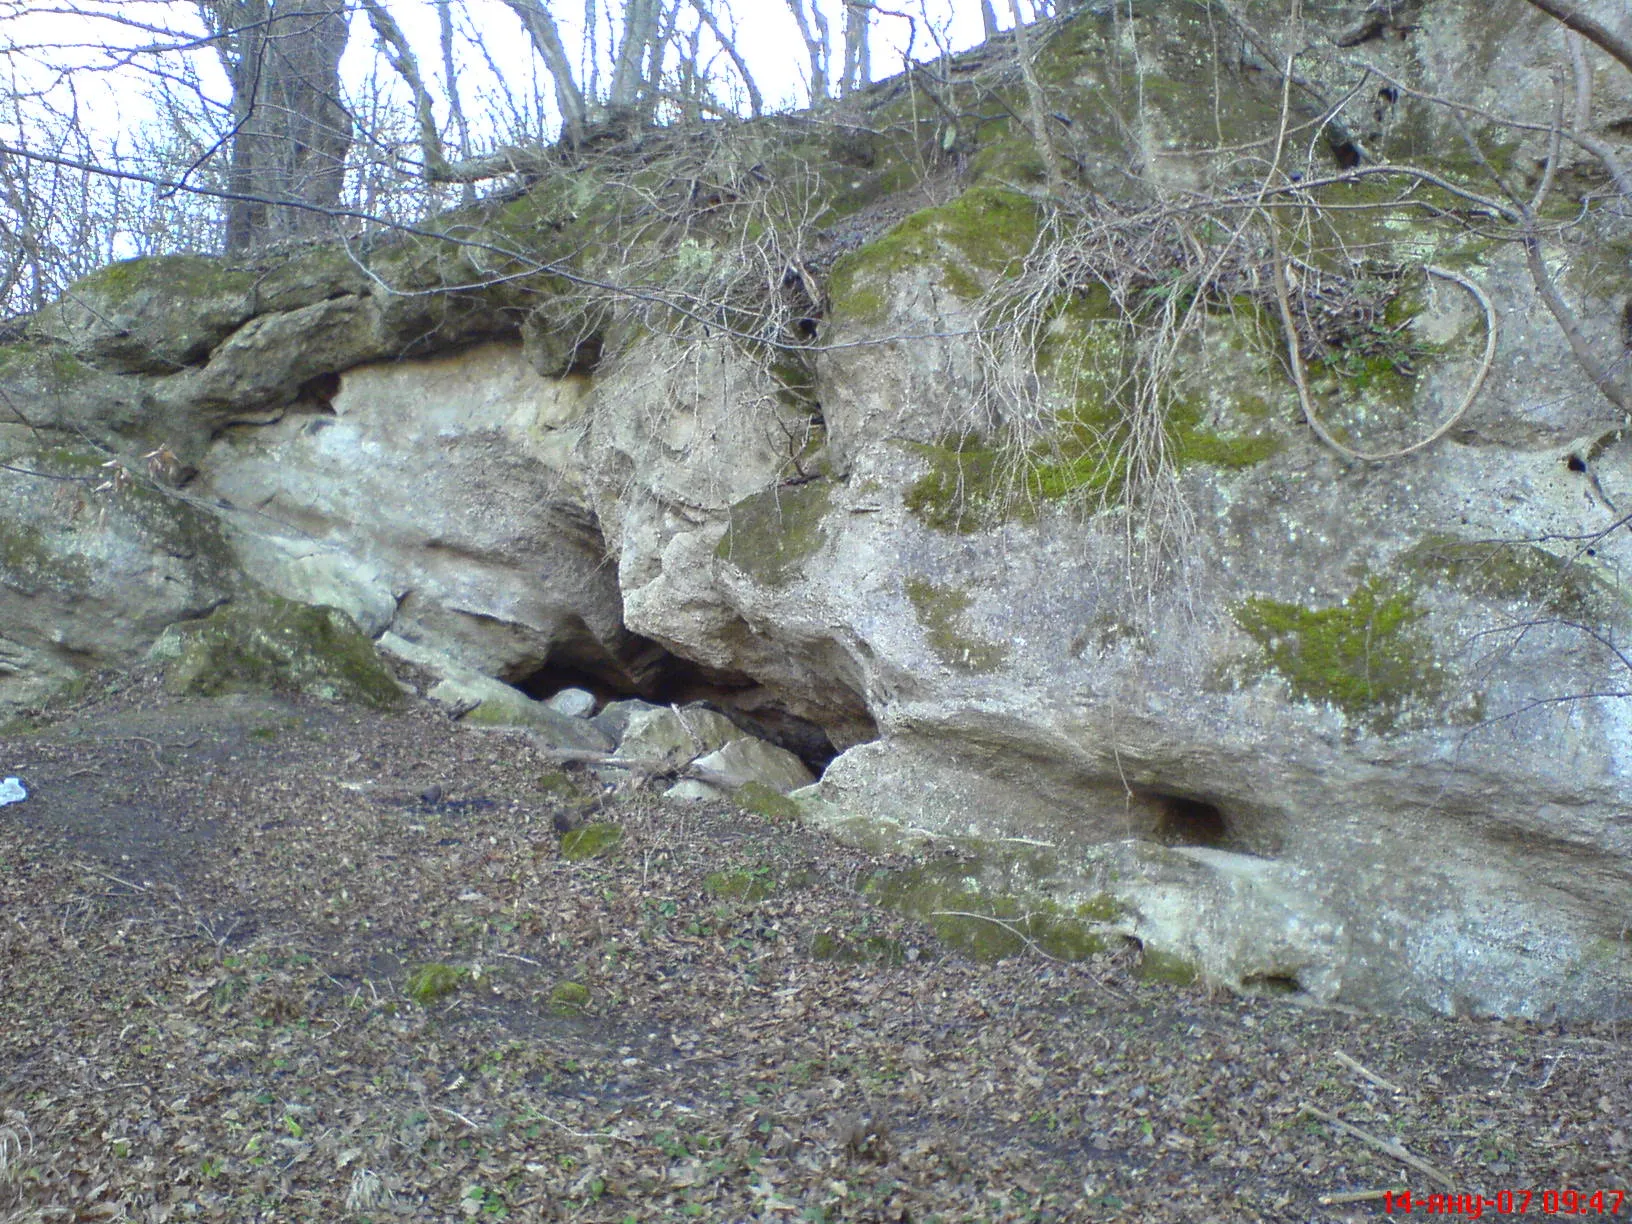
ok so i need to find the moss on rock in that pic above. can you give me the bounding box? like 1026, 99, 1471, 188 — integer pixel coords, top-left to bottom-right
0, 339, 96, 387
1398, 533, 1625, 623
1137, 948, 1200, 985
903, 434, 1009, 534
715, 480, 832, 588
865, 859, 1119, 963
828, 186, 1040, 324
150, 594, 404, 708
406, 963, 466, 1004
548, 981, 591, 1015
735, 780, 803, 822
903, 577, 1008, 673
560, 823, 624, 861
903, 400, 1277, 533
1233, 575, 1444, 730
703, 868, 776, 903
0, 518, 94, 596
810, 929, 914, 966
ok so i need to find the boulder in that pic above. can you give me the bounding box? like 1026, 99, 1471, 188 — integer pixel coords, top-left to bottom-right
149, 594, 404, 708
377, 632, 612, 751
198, 342, 657, 694
617, 705, 738, 768
0, 444, 236, 709
4, 0, 1632, 1018
30, 255, 258, 374
590, 698, 660, 743
667, 737, 816, 803
545, 687, 596, 717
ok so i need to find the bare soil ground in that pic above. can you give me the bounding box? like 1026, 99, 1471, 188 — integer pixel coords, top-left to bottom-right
1, 674, 1627, 1223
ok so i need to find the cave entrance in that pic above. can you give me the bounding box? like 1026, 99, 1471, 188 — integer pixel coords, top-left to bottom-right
1144, 791, 1231, 849
513, 648, 848, 775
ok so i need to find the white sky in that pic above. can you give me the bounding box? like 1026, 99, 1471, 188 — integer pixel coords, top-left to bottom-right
1, 0, 1009, 152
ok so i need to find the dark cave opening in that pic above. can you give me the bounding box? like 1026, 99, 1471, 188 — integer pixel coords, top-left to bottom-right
513, 651, 845, 775
1146, 792, 1231, 848
1240, 972, 1302, 997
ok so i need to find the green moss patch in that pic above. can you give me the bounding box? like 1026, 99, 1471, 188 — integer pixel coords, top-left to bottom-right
1233, 575, 1444, 730
902, 285, 1279, 534
903, 434, 1008, 534
406, 963, 466, 1005
149, 595, 403, 708
904, 403, 1277, 533
903, 577, 1008, 673
810, 929, 914, 966
734, 781, 803, 822
1398, 533, 1625, 623
1137, 948, 1199, 985
828, 186, 1040, 324
560, 823, 624, 861
715, 481, 832, 588
537, 770, 587, 800
0, 518, 94, 596
865, 861, 1119, 963
548, 981, 591, 1015
70, 254, 255, 308
703, 868, 777, 903
0, 339, 96, 387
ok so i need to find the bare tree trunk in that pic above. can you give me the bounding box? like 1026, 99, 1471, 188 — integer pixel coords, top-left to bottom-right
980, 0, 1000, 41
437, 0, 475, 204
841, 1, 871, 97
686, 0, 763, 116
360, 0, 446, 182
1006, 0, 1065, 199
498, 0, 590, 145
610, 0, 662, 112
784, 0, 830, 103
198, 0, 353, 255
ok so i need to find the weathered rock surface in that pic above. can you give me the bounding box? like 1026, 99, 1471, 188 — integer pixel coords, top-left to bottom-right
0, 446, 237, 710
198, 343, 666, 694
545, 687, 596, 718
3, 1, 1632, 1017
666, 736, 817, 802
377, 632, 612, 751
150, 595, 404, 709
618, 705, 738, 769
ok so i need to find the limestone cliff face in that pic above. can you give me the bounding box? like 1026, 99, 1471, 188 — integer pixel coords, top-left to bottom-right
5, 0, 1632, 1018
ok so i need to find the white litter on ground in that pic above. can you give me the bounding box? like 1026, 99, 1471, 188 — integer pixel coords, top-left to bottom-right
0, 776, 26, 805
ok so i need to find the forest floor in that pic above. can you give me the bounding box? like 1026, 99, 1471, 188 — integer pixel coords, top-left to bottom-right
1, 673, 1627, 1223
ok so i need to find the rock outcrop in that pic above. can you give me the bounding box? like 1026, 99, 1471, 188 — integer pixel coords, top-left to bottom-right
4, 1, 1631, 1018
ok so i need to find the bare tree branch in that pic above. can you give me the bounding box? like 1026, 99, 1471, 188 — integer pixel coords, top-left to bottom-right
1518, 0, 1632, 75
359, 0, 445, 181
498, 0, 589, 145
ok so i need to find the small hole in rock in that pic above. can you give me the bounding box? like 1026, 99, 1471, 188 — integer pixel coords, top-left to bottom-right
299, 371, 341, 412
1147, 793, 1230, 847
1240, 972, 1301, 996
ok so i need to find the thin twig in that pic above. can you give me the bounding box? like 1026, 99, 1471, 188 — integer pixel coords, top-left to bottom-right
1299, 1103, 1457, 1189
1333, 1049, 1403, 1093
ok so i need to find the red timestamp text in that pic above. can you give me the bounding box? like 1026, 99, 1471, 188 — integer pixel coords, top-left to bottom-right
1382, 1190, 1627, 1216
